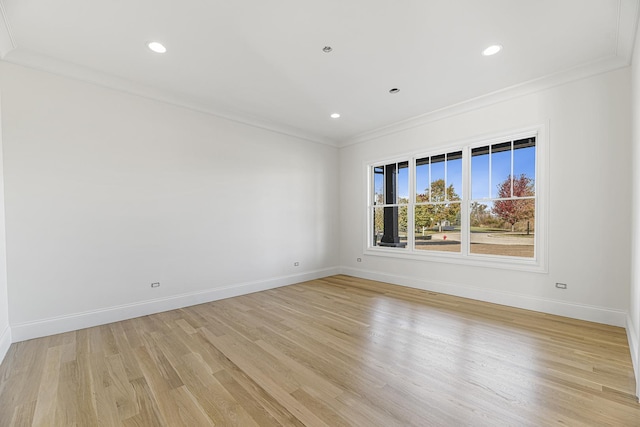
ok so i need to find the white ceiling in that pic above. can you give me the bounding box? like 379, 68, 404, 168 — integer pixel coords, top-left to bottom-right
0, 1, 638, 146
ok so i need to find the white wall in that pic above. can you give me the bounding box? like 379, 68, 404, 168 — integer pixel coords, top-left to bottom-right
0, 57, 635, 385
340, 68, 632, 327
630, 21, 640, 397
0, 62, 340, 340
0, 93, 10, 362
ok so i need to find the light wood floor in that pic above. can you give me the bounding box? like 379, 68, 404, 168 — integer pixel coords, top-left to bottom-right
0, 275, 638, 426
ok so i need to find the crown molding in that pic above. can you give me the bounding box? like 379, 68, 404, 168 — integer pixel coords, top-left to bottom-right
341, 0, 640, 148
1, 49, 340, 148
0, 0, 16, 58
0, 0, 636, 149
340, 55, 630, 148
616, 0, 640, 61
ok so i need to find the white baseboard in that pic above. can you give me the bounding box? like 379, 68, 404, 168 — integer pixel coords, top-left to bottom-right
627, 315, 640, 398
11, 267, 340, 342
340, 267, 628, 327
0, 325, 11, 366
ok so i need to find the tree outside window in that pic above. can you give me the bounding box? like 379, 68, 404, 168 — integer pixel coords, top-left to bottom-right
369, 134, 538, 261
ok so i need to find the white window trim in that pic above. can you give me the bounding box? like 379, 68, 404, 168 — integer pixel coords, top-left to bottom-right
363, 124, 548, 273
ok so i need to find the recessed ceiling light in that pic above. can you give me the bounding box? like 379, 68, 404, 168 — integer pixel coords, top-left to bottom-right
389, 88, 400, 94
330, 113, 341, 119
147, 41, 167, 53
482, 44, 502, 56
323, 46, 333, 53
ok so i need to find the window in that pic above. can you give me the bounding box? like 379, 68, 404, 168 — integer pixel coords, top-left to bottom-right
470, 138, 536, 257
372, 161, 408, 248
415, 151, 462, 253
367, 129, 543, 270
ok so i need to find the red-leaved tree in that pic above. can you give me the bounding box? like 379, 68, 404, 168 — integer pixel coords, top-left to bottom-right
492, 174, 535, 232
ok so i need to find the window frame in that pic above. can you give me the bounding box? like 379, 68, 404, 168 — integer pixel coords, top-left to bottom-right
364, 125, 547, 273
414, 150, 464, 254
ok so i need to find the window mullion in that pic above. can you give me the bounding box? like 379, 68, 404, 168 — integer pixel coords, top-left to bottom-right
488, 145, 493, 199
444, 153, 448, 202
462, 146, 470, 256
408, 158, 415, 251
395, 162, 400, 204
382, 166, 386, 206
510, 140, 514, 198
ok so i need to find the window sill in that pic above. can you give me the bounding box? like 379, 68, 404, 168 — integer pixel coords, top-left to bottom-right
363, 246, 547, 273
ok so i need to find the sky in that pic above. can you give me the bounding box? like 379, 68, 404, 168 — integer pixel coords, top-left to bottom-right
375, 142, 536, 202
471, 144, 535, 199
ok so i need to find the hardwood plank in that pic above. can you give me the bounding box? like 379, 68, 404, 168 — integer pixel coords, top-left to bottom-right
213, 369, 299, 427
53, 360, 78, 426
31, 345, 62, 426
172, 353, 258, 426
104, 354, 138, 421
9, 401, 36, 427
121, 377, 166, 427
74, 330, 100, 427
162, 386, 215, 427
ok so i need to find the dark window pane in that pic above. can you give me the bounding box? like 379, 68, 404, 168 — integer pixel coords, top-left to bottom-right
447, 151, 463, 161
471, 146, 489, 156
514, 137, 535, 149
384, 163, 397, 204
373, 206, 407, 248
491, 141, 511, 153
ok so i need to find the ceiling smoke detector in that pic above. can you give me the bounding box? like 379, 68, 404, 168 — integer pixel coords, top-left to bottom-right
322, 46, 333, 53
389, 88, 400, 94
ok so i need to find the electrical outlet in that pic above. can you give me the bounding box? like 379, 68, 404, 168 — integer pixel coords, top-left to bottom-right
151, 282, 160, 288
294, 262, 299, 267
555, 282, 567, 289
